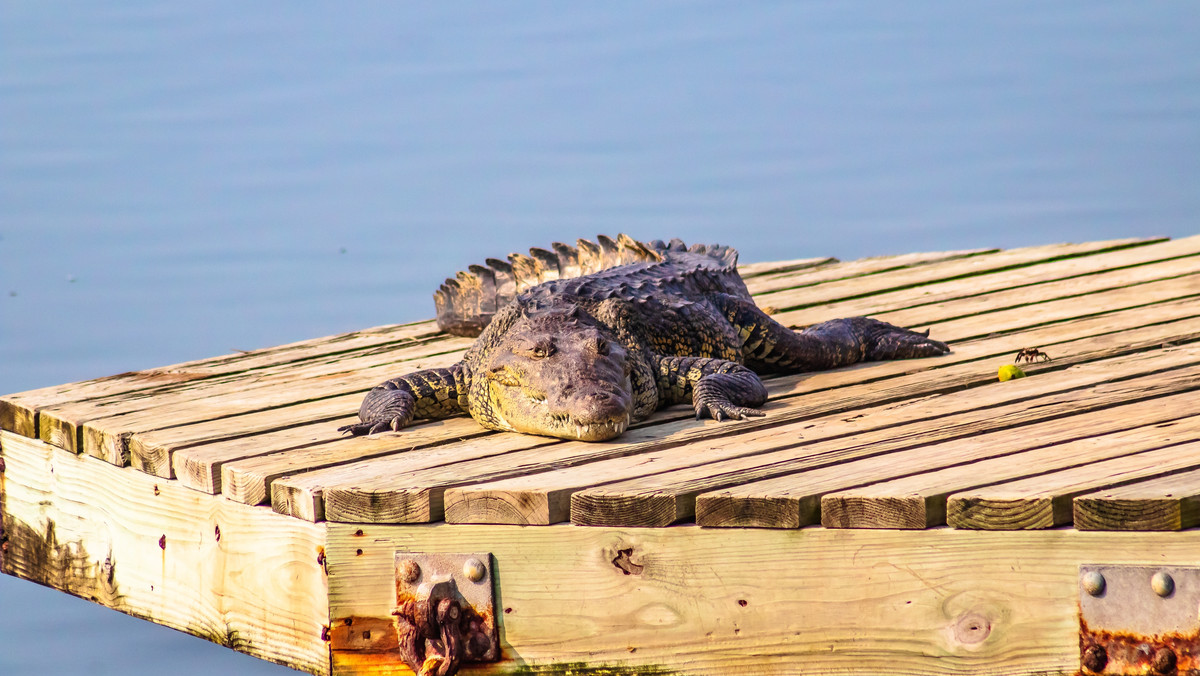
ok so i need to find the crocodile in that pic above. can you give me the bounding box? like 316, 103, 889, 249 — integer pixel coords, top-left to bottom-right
340, 234, 949, 441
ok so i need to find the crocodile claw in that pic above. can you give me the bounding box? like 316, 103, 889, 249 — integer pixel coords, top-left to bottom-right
695, 402, 765, 422
338, 415, 408, 436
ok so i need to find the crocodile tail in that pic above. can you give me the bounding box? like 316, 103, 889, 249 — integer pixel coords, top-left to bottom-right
436, 234, 735, 336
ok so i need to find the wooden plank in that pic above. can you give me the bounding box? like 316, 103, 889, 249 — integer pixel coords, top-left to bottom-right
325, 521, 1200, 676
567, 358, 1200, 528
241, 431, 560, 516
47, 246, 1200, 467
1074, 465, 1200, 531
301, 343, 1200, 525
736, 255, 835, 279
754, 236, 1171, 313
154, 294, 1200, 509
129, 392, 365, 478
442, 321, 1200, 526
0, 431, 330, 675
947, 438, 1200, 530
452, 356, 1199, 527
873, 253, 1200, 331
740, 248, 993, 295
818, 398, 1200, 530
697, 402, 1200, 530
149, 272, 1200, 496
0, 319, 441, 439
865, 272, 1200, 345
53, 347, 466, 464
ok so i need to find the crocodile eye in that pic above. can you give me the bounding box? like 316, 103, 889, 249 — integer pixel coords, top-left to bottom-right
519, 339, 555, 359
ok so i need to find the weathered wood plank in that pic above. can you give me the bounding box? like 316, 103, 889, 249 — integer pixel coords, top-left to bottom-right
444, 321, 1200, 526
50, 240, 1184, 462
818, 388, 1200, 530
754, 236, 1172, 313
150, 278, 1200, 500
568, 357, 1200, 528
168, 294, 1200, 513
859, 272, 1200, 346
0, 431, 330, 675
740, 248, 992, 295
1074, 465, 1200, 531
41, 339, 470, 461
450, 352, 1196, 527
325, 522, 1200, 676
871, 253, 1200, 331
128, 392, 365, 478
304, 341, 1200, 525
697, 400, 1200, 529
947, 437, 1200, 530
736, 255, 836, 279
0, 319, 441, 439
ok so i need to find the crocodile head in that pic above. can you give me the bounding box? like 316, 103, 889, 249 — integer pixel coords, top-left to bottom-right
476, 308, 635, 441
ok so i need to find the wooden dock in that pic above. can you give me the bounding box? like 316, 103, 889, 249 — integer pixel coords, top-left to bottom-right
2, 235, 1199, 675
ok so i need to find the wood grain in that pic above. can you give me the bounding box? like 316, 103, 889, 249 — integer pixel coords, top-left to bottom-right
1074, 465, 1200, 531
0, 319, 441, 439
325, 521, 1200, 676
947, 438, 1200, 530
753, 236, 1170, 314
0, 431, 329, 674
698, 396, 1200, 529
446, 335, 1200, 527
818, 393, 1200, 530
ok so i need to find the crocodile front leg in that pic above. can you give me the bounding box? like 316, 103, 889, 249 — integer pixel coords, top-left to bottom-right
654, 355, 769, 421
711, 294, 949, 372
339, 363, 469, 435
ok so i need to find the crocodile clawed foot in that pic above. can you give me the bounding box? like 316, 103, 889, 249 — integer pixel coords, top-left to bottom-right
695, 401, 765, 422
861, 320, 950, 360
338, 417, 405, 436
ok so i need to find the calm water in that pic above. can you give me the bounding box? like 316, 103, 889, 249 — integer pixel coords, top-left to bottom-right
1, 2, 1198, 674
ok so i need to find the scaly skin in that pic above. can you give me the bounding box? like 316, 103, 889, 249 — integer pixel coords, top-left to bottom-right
341, 237, 949, 441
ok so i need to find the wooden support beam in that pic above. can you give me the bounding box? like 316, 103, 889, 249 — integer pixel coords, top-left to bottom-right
325, 521, 1200, 676
0, 431, 329, 674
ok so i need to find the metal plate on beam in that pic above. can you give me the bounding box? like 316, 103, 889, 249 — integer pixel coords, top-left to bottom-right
395, 552, 498, 664
1079, 564, 1200, 674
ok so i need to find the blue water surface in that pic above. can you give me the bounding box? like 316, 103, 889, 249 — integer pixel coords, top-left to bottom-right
1, 2, 1198, 674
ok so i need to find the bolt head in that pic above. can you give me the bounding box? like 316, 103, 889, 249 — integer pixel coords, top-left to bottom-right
1152, 646, 1177, 674
1151, 571, 1175, 597
398, 559, 421, 583
1082, 571, 1106, 596
464, 557, 487, 583
1082, 644, 1108, 673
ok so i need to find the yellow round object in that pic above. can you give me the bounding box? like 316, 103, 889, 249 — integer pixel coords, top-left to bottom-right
998, 364, 1026, 381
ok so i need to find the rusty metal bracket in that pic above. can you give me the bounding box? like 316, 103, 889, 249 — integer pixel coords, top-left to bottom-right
393, 552, 497, 676
1079, 564, 1200, 674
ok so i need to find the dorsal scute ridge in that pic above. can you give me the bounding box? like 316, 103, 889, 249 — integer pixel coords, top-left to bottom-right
434, 234, 739, 336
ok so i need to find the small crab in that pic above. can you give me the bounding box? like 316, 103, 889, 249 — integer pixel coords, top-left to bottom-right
1014, 347, 1052, 363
